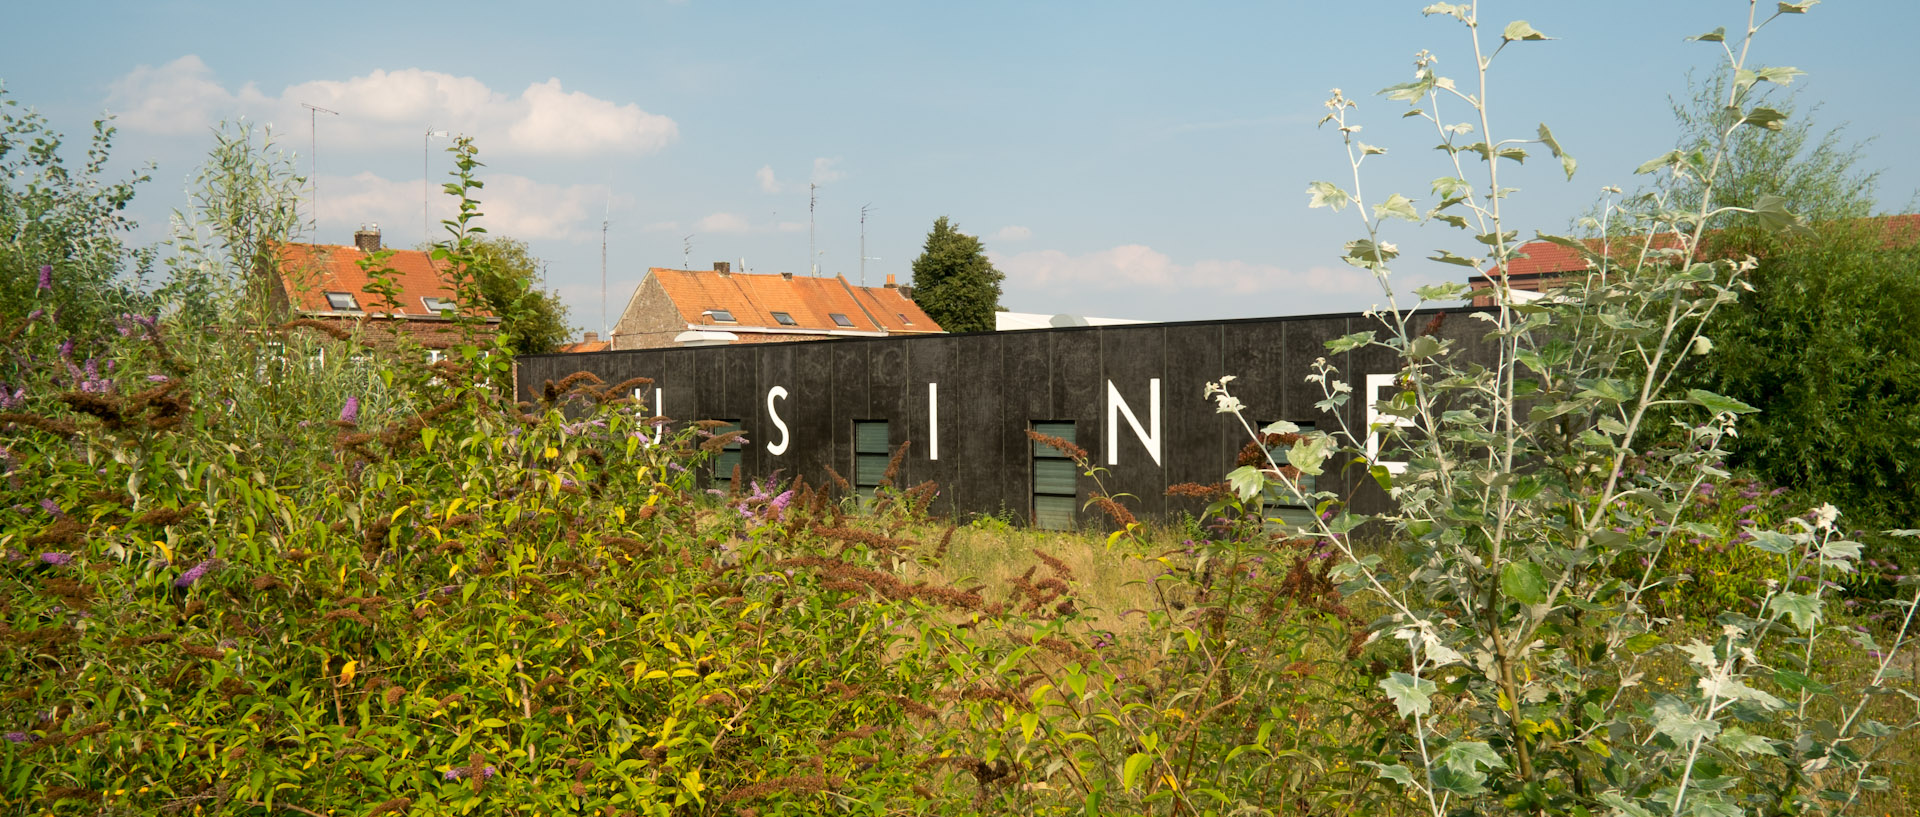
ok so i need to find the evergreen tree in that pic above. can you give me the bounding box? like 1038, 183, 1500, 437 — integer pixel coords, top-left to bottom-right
909, 216, 1004, 333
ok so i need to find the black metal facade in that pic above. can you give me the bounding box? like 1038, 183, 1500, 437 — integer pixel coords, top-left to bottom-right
515, 310, 1487, 526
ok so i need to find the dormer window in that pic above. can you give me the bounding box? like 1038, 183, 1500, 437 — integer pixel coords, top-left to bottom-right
771, 311, 796, 326
706, 309, 736, 323
421, 296, 457, 315
899, 313, 912, 325
830, 313, 854, 328
325, 291, 361, 312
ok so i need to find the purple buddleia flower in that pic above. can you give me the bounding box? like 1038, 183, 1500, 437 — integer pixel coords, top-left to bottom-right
57, 338, 74, 359
37, 265, 52, 292
174, 559, 215, 588
340, 396, 360, 424
444, 766, 497, 781
146, 374, 169, 383
39, 499, 60, 516
3, 732, 28, 744
769, 489, 794, 518
39, 553, 72, 566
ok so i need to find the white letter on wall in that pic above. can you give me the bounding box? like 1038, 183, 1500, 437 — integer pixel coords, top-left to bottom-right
634, 387, 663, 418
1106, 378, 1162, 466
1365, 373, 1412, 474
928, 382, 939, 460
766, 386, 791, 455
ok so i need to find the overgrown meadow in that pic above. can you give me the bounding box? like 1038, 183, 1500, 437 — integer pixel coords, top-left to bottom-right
4, 1, 1919, 815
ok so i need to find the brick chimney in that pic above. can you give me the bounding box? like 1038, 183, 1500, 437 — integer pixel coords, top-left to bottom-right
780, 271, 793, 280
884, 273, 897, 288
583, 331, 599, 345
713, 261, 730, 276
354, 224, 382, 252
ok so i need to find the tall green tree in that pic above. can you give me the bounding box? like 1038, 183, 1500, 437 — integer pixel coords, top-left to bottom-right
909, 216, 1003, 333
1651, 78, 1920, 531
0, 88, 153, 338
466, 235, 575, 355
163, 120, 308, 327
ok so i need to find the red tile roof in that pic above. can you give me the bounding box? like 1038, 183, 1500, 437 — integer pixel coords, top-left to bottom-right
275, 243, 493, 319
647, 268, 941, 335
1480, 213, 1920, 279
557, 339, 612, 353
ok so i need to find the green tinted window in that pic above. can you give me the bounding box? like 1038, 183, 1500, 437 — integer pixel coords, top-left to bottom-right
854, 421, 890, 503
1031, 422, 1077, 530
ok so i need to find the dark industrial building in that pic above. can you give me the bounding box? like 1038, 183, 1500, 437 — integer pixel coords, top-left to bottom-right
515, 309, 1485, 528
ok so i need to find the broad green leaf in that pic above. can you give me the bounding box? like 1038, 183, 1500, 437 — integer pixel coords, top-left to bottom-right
1363, 761, 1417, 788
1430, 765, 1488, 796
1635, 150, 1685, 175
1742, 106, 1789, 131
1501, 561, 1548, 605
1655, 709, 1720, 745
1427, 249, 1480, 267
1436, 740, 1506, 773
1122, 752, 1152, 791
1773, 668, 1833, 696
1325, 330, 1376, 353
1746, 530, 1796, 554
1597, 792, 1657, 817
1687, 388, 1759, 415
1260, 420, 1299, 435
1777, 1, 1816, 13
1753, 65, 1806, 86
1717, 728, 1778, 756
1768, 591, 1821, 630
1020, 711, 1039, 743
1688, 27, 1727, 42
1379, 672, 1437, 718
1306, 181, 1351, 211
1501, 20, 1552, 41
1421, 3, 1469, 21
1345, 238, 1400, 263
1287, 434, 1334, 477
1752, 194, 1809, 234
1225, 465, 1266, 501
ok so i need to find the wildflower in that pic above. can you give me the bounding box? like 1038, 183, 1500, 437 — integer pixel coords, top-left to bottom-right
1737, 504, 1758, 514
39, 552, 72, 566
40, 499, 60, 516
340, 396, 360, 424
146, 374, 169, 383
443, 766, 497, 781
1814, 503, 1839, 531
37, 265, 52, 292
3, 732, 28, 743
174, 559, 215, 588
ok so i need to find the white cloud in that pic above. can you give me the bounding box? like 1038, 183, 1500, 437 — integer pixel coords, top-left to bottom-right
695, 212, 753, 233
993, 225, 1032, 242
317, 171, 621, 243
810, 157, 843, 184
107, 56, 676, 156
756, 164, 783, 193
991, 245, 1374, 296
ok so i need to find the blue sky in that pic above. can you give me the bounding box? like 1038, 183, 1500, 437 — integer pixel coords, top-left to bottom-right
7, 1, 1916, 336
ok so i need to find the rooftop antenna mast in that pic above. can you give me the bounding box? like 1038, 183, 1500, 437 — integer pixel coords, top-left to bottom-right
423, 127, 448, 244
301, 103, 339, 230
808, 182, 818, 276
682, 235, 694, 270
600, 193, 611, 339
859, 203, 880, 286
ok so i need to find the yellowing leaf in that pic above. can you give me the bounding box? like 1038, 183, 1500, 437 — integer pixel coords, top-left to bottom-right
338, 660, 357, 686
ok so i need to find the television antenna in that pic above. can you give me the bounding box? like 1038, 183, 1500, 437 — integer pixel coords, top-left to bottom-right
301, 103, 339, 229
600, 193, 611, 339
808, 182, 818, 276
423, 127, 449, 244
859, 203, 880, 286
682, 234, 694, 270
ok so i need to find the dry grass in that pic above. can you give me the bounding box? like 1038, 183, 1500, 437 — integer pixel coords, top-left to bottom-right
892, 520, 1170, 636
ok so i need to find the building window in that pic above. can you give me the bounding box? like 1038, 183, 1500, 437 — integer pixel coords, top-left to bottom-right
1262, 421, 1318, 529
771, 311, 796, 326
709, 420, 743, 486
829, 313, 854, 328
706, 309, 736, 323
1031, 421, 1077, 530
325, 291, 361, 311
853, 421, 890, 505
421, 296, 456, 314
899, 313, 912, 325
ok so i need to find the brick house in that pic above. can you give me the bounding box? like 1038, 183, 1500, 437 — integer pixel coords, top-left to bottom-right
609, 263, 942, 350
272, 226, 498, 352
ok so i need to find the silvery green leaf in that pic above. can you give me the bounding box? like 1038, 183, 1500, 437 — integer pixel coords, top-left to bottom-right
1306, 181, 1351, 211
1379, 672, 1437, 718
1636, 150, 1685, 175
1537, 123, 1575, 180
1688, 26, 1727, 42
1717, 728, 1778, 756
1225, 465, 1266, 501
1259, 420, 1299, 435
1680, 640, 1719, 668
1753, 194, 1810, 234
1776, 2, 1817, 13
1687, 389, 1759, 415
1742, 106, 1789, 131
1362, 761, 1417, 788
1501, 20, 1552, 41
1817, 539, 1862, 563
1746, 530, 1796, 554
1430, 765, 1487, 796
1288, 434, 1334, 477
1374, 193, 1421, 223
1437, 740, 1506, 773
1598, 791, 1657, 817
1768, 591, 1821, 631
1655, 709, 1720, 744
